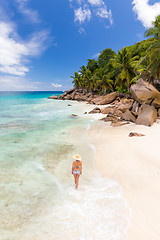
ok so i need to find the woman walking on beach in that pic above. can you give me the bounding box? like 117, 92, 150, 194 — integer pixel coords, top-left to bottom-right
72, 154, 82, 189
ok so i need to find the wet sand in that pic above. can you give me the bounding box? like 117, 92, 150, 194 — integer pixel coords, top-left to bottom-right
88, 119, 160, 240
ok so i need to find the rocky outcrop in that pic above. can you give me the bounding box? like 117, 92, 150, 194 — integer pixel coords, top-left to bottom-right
130, 79, 160, 105
121, 110, 136, 123
117, 99, 134, 113
48, 88, 118, 105
88, 107, 101, 114
59, 89, 89, 101
131, 101, 140, 113
93, 92, 117, 105
113, 109, 123, 117
48, 95, 57, 99
101, 107, 116, 115
48, 80, 160, 127
136, 104, 157, 127
63, 88, 75, 96
101, 115, 118, 123
151, 98, 160, 108
64, 95, 72, 100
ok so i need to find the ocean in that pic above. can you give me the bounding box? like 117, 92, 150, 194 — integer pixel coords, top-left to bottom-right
0, 91, 130, 240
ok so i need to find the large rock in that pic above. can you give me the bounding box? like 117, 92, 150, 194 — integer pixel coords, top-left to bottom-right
131, 101, 140, 117
48, 95, 57, 99
136, 104, 157, 127
86, 92, 93, 97
73, 93, 81, 100
101, 115, 118, 123
87, 95, 95, 101
121, 110, 136, 123
131, 101, 140, 113
130, 79, 160, 104
151, 98, 160, 108
91, 95, 103, 103
93, 92, 117, 105
110, 99, 120, 105
73, 93, 87, 101
88, 107, 101, 114
113, 109, 123, 117
117, 99, 134, 113
101, 107, 116, 114
60, 88, 75, 99
64, 88, 75, 96
70, 91, 76, 100
64, 94, 72, 100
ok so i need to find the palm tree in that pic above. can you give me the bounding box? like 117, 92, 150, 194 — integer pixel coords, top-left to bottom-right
86, 59, 98, 73
79, 65, 87, 77
71, 72, 82, 88
82, 69, 92, 91
110, 48, 136, 92
145, 15, 160, 79
145, 15, 160, 40
92, 68, 114, 93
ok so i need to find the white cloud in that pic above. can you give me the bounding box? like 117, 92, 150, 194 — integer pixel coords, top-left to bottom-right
25, 30, 50, 56
88, 0, 102, 6
0, 21, 49, 76
69, 0, 112, 29
96, 7, 112, 23
74, 7, 91, 23
51, 83, 62, 88
0, 65, 29, 77
15, 0, 40, 23
0, 0, 51, 91
132, 0, 160, 28
0, 75, 38, 91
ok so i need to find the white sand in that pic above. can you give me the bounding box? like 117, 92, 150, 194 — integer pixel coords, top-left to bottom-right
88, 119, 160, 240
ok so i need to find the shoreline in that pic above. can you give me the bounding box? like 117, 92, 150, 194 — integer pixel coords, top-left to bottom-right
49, 95, 160, 239
67, 107, 131, 239
87, 118, 160, 240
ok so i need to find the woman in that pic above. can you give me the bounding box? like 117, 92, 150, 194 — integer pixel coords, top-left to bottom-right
72, 154, 82, 189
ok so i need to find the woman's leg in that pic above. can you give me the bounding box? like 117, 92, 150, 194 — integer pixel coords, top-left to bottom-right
73, 174, 76, 184
75, 174, 80, 189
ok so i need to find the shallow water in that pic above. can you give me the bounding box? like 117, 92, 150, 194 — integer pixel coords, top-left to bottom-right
0, 92, 130, 240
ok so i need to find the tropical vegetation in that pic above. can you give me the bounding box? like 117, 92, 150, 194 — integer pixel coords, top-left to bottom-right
71, 15, 160, 94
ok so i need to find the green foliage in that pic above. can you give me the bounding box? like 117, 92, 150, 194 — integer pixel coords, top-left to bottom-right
86, 59, 98, 73
71, 15, 160, 93
110, 48, 136, 92
144, 15, 160, 80
98, 48, 116, 68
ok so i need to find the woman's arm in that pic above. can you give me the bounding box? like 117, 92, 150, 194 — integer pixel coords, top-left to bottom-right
72, 162, 74, 174
80, 162, 82, 174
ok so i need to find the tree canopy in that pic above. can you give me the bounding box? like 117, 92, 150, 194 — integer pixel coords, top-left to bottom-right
71, 15, 160, 94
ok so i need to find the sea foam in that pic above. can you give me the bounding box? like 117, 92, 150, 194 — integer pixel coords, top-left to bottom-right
0, 92, 130, 240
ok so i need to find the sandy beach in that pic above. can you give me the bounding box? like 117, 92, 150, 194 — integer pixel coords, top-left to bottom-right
88, 119, 160, 240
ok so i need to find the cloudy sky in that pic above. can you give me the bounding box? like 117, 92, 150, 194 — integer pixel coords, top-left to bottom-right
0, 0, 160, 91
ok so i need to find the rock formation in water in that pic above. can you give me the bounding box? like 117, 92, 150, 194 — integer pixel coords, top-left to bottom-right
48, 79, 160, 127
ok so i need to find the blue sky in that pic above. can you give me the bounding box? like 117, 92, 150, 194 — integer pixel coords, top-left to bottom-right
0, 0, 160, 91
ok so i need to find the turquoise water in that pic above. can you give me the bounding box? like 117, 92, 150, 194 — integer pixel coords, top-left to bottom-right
0, 92, 130, 240
0, 91, 90, 166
